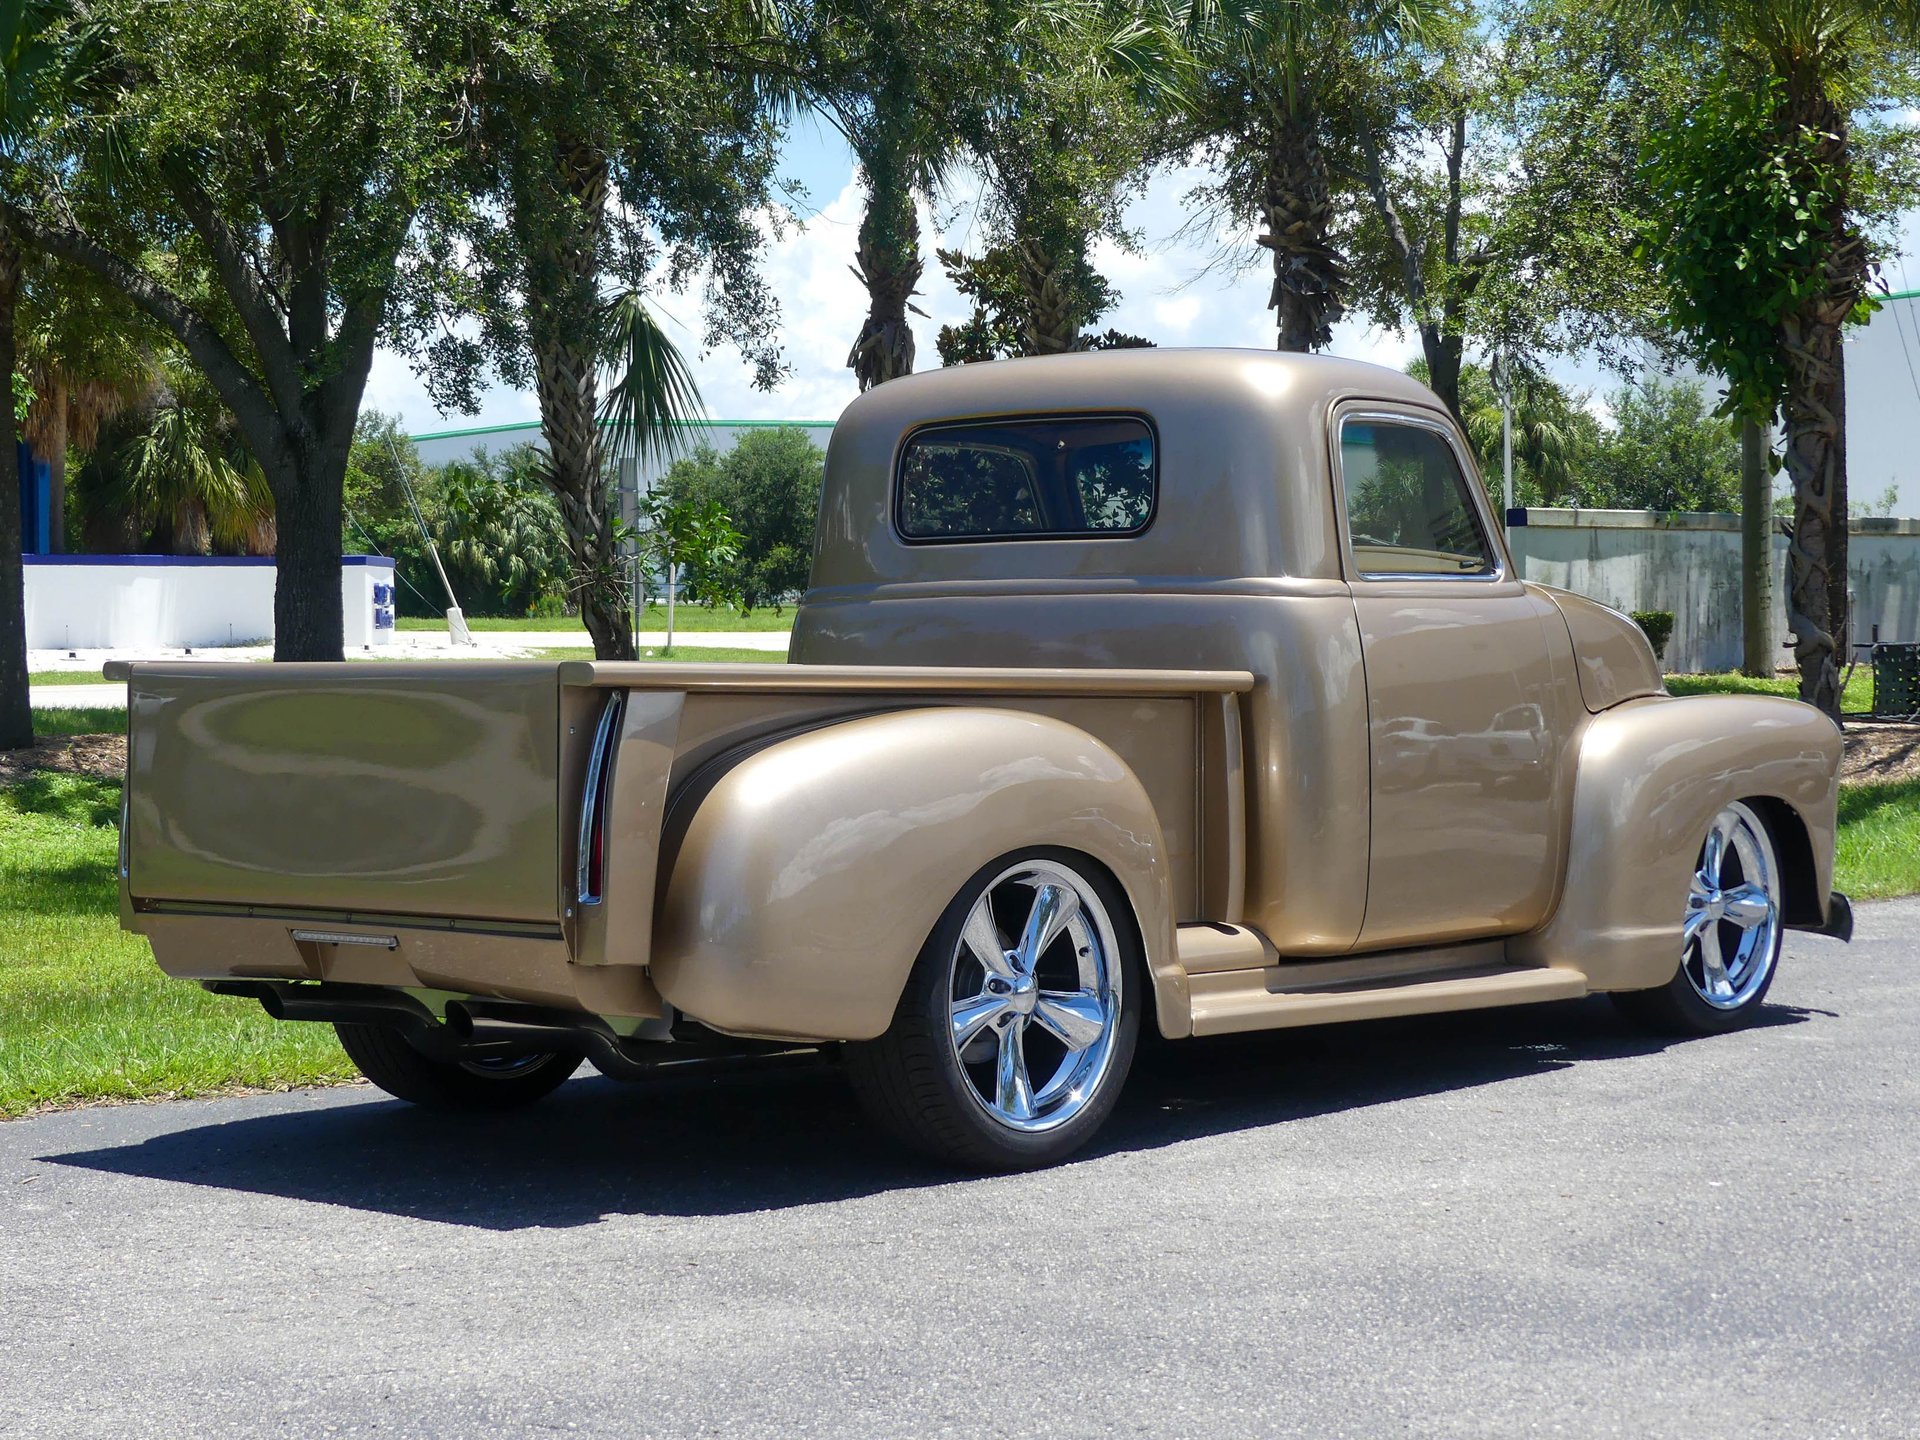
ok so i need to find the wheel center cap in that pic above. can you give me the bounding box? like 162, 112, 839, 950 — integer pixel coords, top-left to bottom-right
1010, 975, 1039, 1016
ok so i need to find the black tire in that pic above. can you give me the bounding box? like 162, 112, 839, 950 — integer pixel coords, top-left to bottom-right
1611, 799, 1786, 1037
334, 1023, 582, 1110
845, 847, 1142, 1171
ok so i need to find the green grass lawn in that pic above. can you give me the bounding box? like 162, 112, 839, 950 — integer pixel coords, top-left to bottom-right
0, 769, 355, 1118
396, 603, 794, 634
1834, 779, 1920, 900
32, 707, 127, 737
28, 670, 118, 686
1667, 668, 1875, 713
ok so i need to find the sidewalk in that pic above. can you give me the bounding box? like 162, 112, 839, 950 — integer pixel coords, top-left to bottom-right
28, 629, 792, 710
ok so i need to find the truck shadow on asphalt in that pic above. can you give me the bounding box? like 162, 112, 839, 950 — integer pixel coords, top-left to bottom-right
42, 996, 1821, 1229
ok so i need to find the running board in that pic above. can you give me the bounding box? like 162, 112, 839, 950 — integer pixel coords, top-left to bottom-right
1186, 962, 1588, 1038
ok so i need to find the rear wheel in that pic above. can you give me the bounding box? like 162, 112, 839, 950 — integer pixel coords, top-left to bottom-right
846, 848, 1141, 1170
335, 1023, 582, 1110
1612, 800, 1785, 1035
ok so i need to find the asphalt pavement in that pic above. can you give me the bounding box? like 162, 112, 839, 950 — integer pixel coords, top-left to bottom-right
3, 904, 1915, 1438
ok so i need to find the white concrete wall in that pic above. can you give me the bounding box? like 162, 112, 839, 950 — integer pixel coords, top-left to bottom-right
1510, 510, 1920, 673
24, 556, 395, 651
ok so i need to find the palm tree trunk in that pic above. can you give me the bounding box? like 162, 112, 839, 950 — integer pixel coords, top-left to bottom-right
1777, 92, 1863, 721
1261, 111, 1344, 353
1018, 237, 1079, 356
847, 175, 921, 390
527, 138, 632, 662
1740, 417, 1773, 678
0, 227, 31, 750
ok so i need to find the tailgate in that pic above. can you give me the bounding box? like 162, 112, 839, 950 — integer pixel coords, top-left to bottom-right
122, 663, 577, 925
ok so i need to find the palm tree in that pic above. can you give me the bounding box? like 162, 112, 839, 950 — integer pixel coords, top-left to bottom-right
792, 0, 961, 390
107, 397, 274, 556
18, 252, 160, 549
595, 288, 706, 652
1170, 0, 1440, 352
954, 4, 1168, 357
464, 1, 784, 662
1648, 0, 1920, 715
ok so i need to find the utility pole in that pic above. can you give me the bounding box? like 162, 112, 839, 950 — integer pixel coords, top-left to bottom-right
1740, 417, 1773, 678
1498, 345, 1515, 547
389, 438, 472, 645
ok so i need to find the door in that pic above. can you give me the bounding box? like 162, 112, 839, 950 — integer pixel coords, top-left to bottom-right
1334, 407, 1575, 951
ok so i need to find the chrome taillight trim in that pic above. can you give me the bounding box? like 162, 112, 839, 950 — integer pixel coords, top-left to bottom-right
575, 691, 624, 906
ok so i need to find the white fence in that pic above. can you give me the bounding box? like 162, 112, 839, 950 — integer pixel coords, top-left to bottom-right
1509, 510, 1920, 674
23, 555, 396, 651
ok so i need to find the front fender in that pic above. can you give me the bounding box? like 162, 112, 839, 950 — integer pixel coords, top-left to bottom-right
1511, 694, 1841, 989
650, 707, 1181, 1042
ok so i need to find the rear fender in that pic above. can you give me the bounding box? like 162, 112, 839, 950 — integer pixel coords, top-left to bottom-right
650, 707, 1182, 1042
1511, 694, 1841, 989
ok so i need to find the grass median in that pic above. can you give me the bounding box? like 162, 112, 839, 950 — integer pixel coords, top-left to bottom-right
5, 688, 1917, 1117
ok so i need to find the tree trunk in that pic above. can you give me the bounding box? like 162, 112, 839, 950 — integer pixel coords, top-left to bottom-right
1424, 329, 1465, 422
527, 138, 631, 662
1777, 92, 1862, 721
1779, 312, 1850, 717
1740, 416, 1774, 678
0, 228, 31, 750
269, 443, 345, 660
1261, 111, 1344, 353
847, 174, 921, 390
1017, 237, 1080, 356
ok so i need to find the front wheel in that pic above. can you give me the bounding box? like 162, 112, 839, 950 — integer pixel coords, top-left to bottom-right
1612, 799, 1785, 1035
845, 848, 1141, 1171
335, 1023, 582, 1110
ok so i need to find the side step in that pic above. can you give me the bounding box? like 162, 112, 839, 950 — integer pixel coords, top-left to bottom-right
1185, 957, 1588, 1038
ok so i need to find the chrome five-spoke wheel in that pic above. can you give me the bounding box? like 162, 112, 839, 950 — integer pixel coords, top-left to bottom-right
1614, 798, 1785, 1035
846, 848, 1142, 1170
1681, 802, 1783, 1010
947, 858, 1124, 1133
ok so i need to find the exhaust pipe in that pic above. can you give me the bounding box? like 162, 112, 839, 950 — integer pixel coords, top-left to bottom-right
210, 980, 435, 1029
443, 1001, 579, 1050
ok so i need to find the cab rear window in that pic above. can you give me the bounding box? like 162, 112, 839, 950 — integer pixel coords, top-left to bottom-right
896, 415, 1156, 541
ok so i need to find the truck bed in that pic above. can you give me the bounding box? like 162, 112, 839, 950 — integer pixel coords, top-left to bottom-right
115, 660, 1252, 1017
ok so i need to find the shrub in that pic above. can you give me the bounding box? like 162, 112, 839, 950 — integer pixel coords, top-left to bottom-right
1632, 610, 1675, 664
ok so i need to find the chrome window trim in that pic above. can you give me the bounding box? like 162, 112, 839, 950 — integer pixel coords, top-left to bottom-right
575, 691, 624, 907
1330, 405, 1509, 585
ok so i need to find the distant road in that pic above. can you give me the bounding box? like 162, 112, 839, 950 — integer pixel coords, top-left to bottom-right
3, 905, 1914, 1438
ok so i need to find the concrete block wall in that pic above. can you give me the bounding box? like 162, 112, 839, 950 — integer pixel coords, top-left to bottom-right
23, 555, 396, 652
1509, 510, 1920, 674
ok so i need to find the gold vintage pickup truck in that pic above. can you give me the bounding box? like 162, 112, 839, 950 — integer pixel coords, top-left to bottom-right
114, 350, 1849, 1169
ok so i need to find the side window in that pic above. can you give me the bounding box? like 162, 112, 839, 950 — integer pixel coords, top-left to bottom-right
1339, 417, 1494, 577
897, 415, 1155, 541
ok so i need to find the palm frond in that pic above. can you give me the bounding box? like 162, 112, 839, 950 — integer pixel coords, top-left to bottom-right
597, 289, 706, 475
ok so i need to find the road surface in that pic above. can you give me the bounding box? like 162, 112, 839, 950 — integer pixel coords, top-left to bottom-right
3, 905, 1914, 1438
